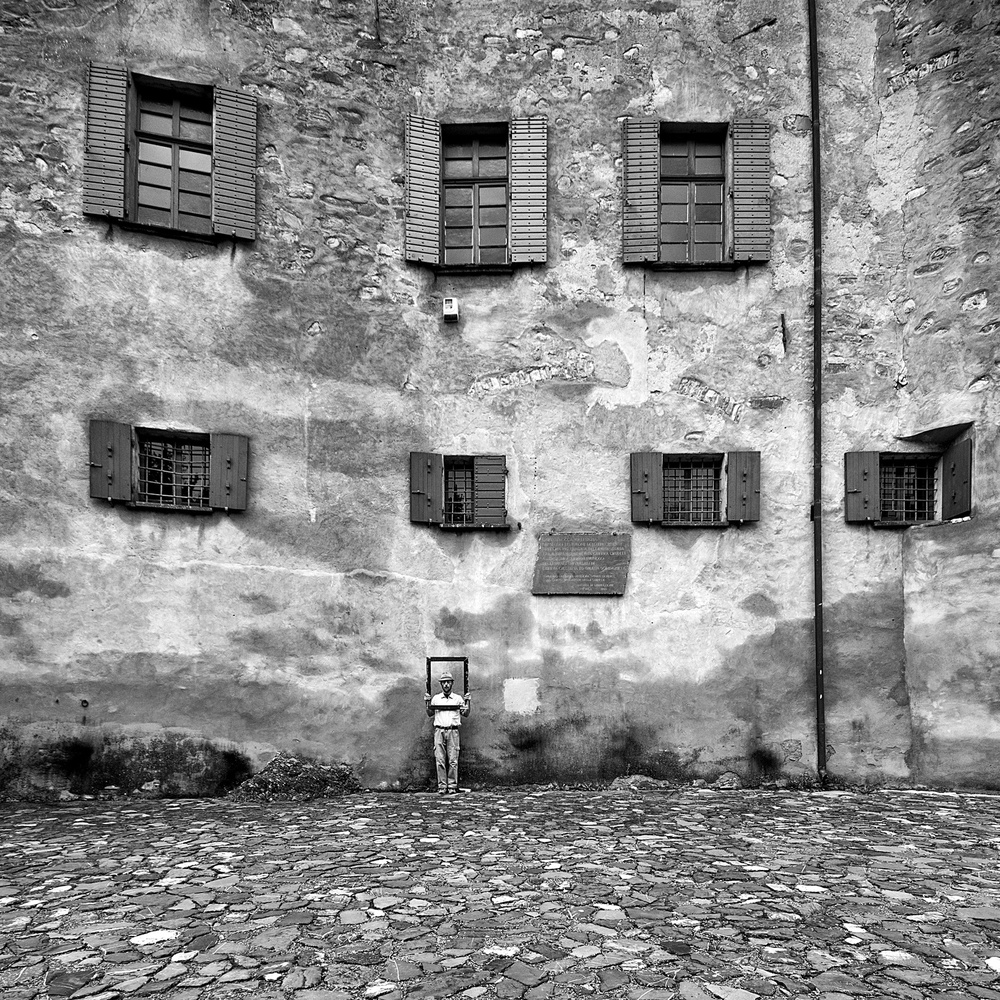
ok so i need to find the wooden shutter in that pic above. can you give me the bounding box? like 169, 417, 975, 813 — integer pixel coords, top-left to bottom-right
630, 453, 664, 523
942, 438, 972, 520
845, 451, 880, 522
473, 455, 508, 528
726, 451, 761, 522
731, 119, 771, 263
212, 87, 258, 240
89, 419, 132, 501
410, 451, 443, 524
209, 433, 249, 510
509, 117, 548, 264
404, 115, 442, 265
622, 118, 660, 263
83, 63, 128, 220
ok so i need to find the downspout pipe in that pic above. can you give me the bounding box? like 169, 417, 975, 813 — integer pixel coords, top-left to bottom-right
807, 0, 827, 782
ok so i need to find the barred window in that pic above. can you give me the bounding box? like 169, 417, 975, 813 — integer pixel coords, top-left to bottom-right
878, 456, 936, 523
663, 454, 723, 524
443, 456, 475, 527
135, 431, 211, 510
409, 452, 509, 530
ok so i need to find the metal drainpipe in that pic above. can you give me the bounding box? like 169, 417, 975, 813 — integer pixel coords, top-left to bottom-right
807, 0, 827, 782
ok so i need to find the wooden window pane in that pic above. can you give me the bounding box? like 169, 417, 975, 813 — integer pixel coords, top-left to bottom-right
140, 96, 173, 114
479, 205, 507, 226
178, 118, 212, 143
181, 104, 212, 123
478, 141, 507, 157
140, 111, 174, 136
479, 246, 508, 264
444, 187, 473, 206
478, 186, 507, 206
444, 207, 473, 227
695, 140, 723, 156
138, 162, 172, 187
660, 140, 688, 156
139, 141, 172, 166
693, 243, 723, 262
443, 159, 474, 179
695, 224, 723, 243
479, 227, 507, 247
660, 155, 688, 176
660, 184, 688, 204
694, 155, 723, 174
444, 247, 474, 265
443, 142, 473, 158
660, 203, 688, 223
178, 169, 212, 194
660, 223, 689, 242
694, 203, 722, 223
179, 191, 212, 216
137, 205, 172, 227
661, 244, 688, 262
178, 213, 214, 234
138, 184, 172, 209
478, 157, 507, 178
179, 149, 211, 173
444, 228, 473, 247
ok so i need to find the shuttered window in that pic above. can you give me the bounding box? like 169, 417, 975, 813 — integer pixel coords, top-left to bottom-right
83, 63, 257, 240
405, 115, 547, 269
409, 452, 509, 530
845, 444, 973, 525
88, 420, 249, 513
630, 452, 760, 526
622, 118, 771, 266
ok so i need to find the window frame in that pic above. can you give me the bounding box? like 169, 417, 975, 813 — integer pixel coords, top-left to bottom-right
409, 452, 510, 531
89, 420, 249, 513
630, 451, 761, 527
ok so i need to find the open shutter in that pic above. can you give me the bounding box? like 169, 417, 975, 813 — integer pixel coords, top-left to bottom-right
731, 119, 771, 263
89, 419, 132, 502
622, 118, 660, 263
83, 63, 128, 220
726, 451, 761, 522
410, 452, 443, 524
473, 455, 508, 529
942, 438, 972, 520
212, 87, 257, 240
845, 451, 880, 522
509, 117, 548, 264
630, 452, 664, 523
405, 115, 441, 265
209, 434, 249, 510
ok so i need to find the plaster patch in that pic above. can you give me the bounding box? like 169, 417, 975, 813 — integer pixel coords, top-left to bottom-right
504, 678, 540, 715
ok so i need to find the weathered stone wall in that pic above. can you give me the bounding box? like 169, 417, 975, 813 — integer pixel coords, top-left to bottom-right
0, 0, 996, 795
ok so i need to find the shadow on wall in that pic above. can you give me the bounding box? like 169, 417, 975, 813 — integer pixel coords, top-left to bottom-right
0, 727, 252, 800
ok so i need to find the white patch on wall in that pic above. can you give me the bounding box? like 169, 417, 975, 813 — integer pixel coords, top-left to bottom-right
504, 678, 540, 715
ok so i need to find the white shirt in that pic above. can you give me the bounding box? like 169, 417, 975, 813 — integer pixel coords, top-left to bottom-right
431, 691, 467, 728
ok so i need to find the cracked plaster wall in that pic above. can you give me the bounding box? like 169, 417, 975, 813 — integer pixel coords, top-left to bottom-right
0, 0, 997, 793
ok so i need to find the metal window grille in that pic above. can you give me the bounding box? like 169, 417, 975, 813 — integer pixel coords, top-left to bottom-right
444, 457, 475, 526
137, 436, 211, 509
879, 457, 936, 522
442, 125, 508, 266
663, 455, 722, 524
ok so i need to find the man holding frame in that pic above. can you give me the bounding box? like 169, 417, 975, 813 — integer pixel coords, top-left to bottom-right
425, 657, 471, 794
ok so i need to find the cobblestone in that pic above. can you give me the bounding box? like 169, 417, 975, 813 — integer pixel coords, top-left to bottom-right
2, 788, 1000, 998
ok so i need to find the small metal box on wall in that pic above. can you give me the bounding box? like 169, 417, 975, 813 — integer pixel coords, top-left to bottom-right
426, 656, 469, 698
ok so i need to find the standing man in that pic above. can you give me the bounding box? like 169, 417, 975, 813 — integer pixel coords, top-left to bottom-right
425, 670, 470, 794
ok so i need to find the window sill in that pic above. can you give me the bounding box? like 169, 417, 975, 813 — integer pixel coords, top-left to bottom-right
660, 520, 727, 528
130, 502, 215, 514
430, 263, 517, 276
440, 523, 511, 531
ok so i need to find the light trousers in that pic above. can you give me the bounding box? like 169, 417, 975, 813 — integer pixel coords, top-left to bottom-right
433, 727, 460, 791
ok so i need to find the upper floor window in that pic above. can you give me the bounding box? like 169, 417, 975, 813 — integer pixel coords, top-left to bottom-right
844, 438, 972, 525
622, 119, 770, 267
404, 115, 547, 270
83, 63, 258, 241
89, 420, 249, 513
409, 452, 510, 530
631, 451, 761, 526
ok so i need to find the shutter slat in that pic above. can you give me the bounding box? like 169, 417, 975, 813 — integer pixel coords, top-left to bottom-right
630, 452, 664, 522
845, 451, 880, 522
212, 87, 258, 241
209, 433, 250, 511
622, 119, 660, 263
405, 114, 442, 265
410, 452, 443, 524
509, 117, 548, 264
732, 119, 771, 263
473, 455, 508, 528
89, 419, 132, 501
83, 63, 127, 219
942, 438, 972, 520
725, 451, 761, 522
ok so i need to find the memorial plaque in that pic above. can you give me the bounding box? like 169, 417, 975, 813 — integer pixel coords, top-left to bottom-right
531, 532, 631, 596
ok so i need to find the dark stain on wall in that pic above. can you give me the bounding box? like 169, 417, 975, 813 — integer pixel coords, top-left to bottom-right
434, 593, 535, 650
227, 625, 329, 659
239, 591, 281, 614
740, 592, 779, 617
0, 562, 71, 599
0, 611, 23, 637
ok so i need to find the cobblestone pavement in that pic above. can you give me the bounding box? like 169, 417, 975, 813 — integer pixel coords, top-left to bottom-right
3, 786, 1000, 1000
